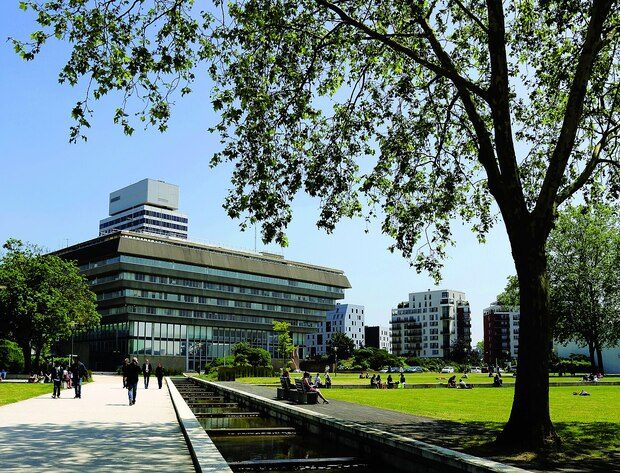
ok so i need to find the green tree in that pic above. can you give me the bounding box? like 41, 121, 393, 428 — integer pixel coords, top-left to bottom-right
327, 332, 355, 361
0, 339, 25, 373
272, 321, 294, 359
0, 239, 99, 372
496, 276, 520, 307
12, 0, 620, 449
232, 341, 272, 367
548, 204, 620, 373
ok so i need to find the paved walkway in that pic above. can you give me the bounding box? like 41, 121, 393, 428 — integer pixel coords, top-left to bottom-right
0, 375, 195, 473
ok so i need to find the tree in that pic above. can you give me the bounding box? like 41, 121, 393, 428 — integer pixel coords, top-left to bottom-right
232, 341, 272, 367
548, 204, 620, 373
449, 338, 471, 364
0, 239, 99, 372
327, 332, 355, 361
496, 276, 520, 307
272, 321, 294, 359
12, 0, 620, 449
0, 339, 25, 373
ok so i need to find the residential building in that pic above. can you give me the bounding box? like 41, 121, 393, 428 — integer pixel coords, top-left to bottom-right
483, 303, 520, 365
390, 289, 471, 357
99, 179, 189, 239
364, 326, 392, 353
55, 231, 350, 371
306, 303, 365, 356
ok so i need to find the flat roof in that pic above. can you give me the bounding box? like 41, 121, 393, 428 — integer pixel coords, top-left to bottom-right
54, 231, 351, 289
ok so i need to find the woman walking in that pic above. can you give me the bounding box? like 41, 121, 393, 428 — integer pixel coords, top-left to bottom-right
155, 362, 165, 389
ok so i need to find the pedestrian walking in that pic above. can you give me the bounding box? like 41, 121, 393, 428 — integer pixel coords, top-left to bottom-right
51, 361, 63, 398
126, 357, 141, 405
121, 358, 130, 388
155, 362, 165, 389
142, 358, 153, 389
70, 357, 87, 399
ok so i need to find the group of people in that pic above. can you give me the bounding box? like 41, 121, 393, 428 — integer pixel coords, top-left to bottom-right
31, 357, 88, 399
280, 370, 329, 404
582, 373, 603, 382
447, 375, 473, 389
370, 372, 406, 389
312, 372, 332, 388
121, 358, 165, 406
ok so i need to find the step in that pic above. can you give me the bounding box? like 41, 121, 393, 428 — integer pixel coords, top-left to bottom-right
227, 457, 365, 469
188, 402, 238, 408
205, 427, 297, 436
194, 411, 261, 418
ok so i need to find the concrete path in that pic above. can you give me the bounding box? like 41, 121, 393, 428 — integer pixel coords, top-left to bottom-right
0, 374, 195, 473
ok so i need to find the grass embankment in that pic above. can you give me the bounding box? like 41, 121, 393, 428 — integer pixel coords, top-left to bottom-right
325, 385, 619, 467
0, 383, 51, 406
231, 372, 618, 386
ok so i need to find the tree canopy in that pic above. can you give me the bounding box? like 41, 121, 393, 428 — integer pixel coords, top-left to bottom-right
548, 204, 620, 372
0, 239, 100, 372
272, 320, 294, 359
12, 0, 620, 450
496, 275, 520, 307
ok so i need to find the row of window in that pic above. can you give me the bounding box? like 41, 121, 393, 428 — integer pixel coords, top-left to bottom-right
98, 304, 317, 328
81, 255, 345, 295
90, 271, 334, 305
100, 209, 188, 229
97, 288, 326, 317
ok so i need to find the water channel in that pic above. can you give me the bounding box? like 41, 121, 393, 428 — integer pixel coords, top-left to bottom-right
172, 378, 377, 472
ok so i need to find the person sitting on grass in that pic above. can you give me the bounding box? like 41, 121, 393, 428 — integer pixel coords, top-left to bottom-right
447, 375, 457, 388
314, 373, 322, 388
458, 378, 472, 389
28, 372, 38, 383
370, 374, 377, 388
302, 371, 329, 404
493, 374, 503, 387
376, 374, 383, 389
573, 390, 591, 396
387, 374, 394, 389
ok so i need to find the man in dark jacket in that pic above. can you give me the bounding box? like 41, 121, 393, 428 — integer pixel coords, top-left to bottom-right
51, 361, 63, 398
142, 359, 153, 389
121, 358, 129, 388
126, 357, 142, 405
70, 357, 88, 399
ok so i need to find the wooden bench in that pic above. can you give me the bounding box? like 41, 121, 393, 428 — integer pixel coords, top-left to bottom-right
290, 379, 318, 405
277, 377, 294, 401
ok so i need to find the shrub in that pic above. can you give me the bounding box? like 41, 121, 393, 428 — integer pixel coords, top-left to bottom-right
0, 339, 24, 372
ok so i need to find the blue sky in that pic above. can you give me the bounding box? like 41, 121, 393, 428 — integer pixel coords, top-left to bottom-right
0, 4, 517, 344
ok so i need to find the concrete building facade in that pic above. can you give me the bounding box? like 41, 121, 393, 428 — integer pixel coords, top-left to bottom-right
390, 289, 471, 358
99, 179, 189, 239
55, 231, 350, 371
306, 303, 365, 356
483, 303, 520, 364
364, 326, 392, 353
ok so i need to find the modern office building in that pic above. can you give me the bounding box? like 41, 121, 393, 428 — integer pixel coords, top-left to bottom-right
55, 231, 350, 370
364, 325, 392, 353
306, 303, 365, 356
390, 289, 471, 357
99, 179, 189, 239
483, 303, 520, 364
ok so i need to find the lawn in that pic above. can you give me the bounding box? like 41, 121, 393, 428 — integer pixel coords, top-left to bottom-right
231, 372, 618, 386
323, 385, 620, 468
0, 383, 51, 406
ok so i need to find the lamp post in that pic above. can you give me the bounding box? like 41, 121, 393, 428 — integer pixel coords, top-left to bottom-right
334, 346, 338, 377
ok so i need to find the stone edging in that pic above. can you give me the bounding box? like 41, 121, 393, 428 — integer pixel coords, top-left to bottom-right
198, 378, 531, 473
165, 377, 232, 473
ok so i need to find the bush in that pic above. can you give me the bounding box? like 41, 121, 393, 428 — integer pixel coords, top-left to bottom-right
0, 339, 24, 373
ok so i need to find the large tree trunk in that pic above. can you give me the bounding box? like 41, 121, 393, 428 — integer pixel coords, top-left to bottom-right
587, 341, 596, 372
595, 344, 604, 374
20, 343, 32, 374
496, 236, 560, 449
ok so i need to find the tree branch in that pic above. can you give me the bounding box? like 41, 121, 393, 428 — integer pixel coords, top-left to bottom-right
454, 0, 488, 34
534, 0, 615, 226
314, 0, 490, 101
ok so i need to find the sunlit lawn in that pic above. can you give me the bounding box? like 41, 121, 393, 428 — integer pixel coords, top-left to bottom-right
0, 383, 51, 406
324, 385, 620, 466
231, 372, 618, 386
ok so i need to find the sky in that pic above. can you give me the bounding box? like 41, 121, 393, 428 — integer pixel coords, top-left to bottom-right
0, 4, 517, 344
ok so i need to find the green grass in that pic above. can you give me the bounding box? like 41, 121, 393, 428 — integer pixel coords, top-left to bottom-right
324, 385, 620, 468
323, 385, 619, 423
231, 372, 618, 386
0, 383, 51, 406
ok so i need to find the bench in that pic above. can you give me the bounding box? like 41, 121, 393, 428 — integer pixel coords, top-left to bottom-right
277, 377, 294, 401
290, 379, 318, 405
